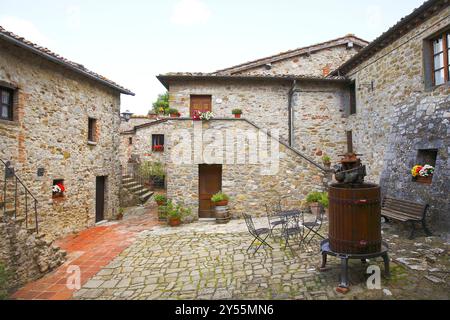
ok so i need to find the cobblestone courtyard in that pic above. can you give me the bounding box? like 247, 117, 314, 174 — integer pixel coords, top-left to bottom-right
73, 211, 450, 300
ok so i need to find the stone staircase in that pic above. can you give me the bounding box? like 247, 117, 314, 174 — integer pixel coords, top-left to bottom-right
121, 175, 154, 204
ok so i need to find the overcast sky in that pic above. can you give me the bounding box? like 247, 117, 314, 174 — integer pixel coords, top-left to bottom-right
0, 0, 425, 115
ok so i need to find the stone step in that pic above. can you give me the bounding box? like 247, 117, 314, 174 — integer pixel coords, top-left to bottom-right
122, 178, 134, 184
140, 191, 154, 203
129, 184, 145, 193
136, 187, 151, 196
123, 181, 140, 189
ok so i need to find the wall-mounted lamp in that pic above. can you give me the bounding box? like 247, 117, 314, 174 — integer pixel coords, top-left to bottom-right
358, 80, 375, 92
121, 110, 133, 122
264, 63, 272, 70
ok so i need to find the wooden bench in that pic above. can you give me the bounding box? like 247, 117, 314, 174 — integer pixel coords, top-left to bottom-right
381, 197, 432, 239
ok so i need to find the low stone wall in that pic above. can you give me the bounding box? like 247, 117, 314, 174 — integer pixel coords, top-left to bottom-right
0, 216, 66, 294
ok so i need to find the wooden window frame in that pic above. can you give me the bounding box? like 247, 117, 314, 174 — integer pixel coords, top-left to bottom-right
152, 134, 165, 152
349, 81, 357, 115
0, 86, 14, 121
88, 117, 97, 143
431, 31, 450, 86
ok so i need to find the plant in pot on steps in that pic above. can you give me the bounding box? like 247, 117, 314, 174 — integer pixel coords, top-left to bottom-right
318, 192, 329, 218
154, 194, 168, 221
232, 109, 243, 119
211, 191, 231, 224
322, 155, 331, 168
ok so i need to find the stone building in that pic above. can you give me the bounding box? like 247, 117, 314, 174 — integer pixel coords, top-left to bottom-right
0, 26, 134, 241
123, 0, 449, 231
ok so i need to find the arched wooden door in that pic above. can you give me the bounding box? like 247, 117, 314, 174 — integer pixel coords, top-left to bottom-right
198, 164, 222, 218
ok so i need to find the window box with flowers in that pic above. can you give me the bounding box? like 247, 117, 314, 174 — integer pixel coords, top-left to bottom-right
52, 180, 66, 199
152, 145, 164, 152
411, 164, 435, 184
192, 110, 214, 121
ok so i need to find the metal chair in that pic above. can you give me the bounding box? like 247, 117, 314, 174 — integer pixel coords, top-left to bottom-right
243, 213, 273, 253
302, 206, 326, 245
265, 203, 283, 237
280, 210, 303, 254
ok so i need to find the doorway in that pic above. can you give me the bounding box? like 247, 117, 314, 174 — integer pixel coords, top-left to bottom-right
96, 176, 106, 222
190, 95, 212, 117
198, 164, 222, 218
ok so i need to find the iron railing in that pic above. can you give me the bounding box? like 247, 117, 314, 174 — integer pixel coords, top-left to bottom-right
1, 159, 39, 233
121, 162, 165, 190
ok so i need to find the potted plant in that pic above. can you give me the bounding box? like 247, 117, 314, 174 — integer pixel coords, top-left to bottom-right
211, 191, 229, 207
232, 109, 243, 119
152, 145, 164, 152
192, 110, 215, 121
322, 155, 331, 168
154, 194, 167, 206
306, 191, 324, 215
318, 192, 329, 217
163, 201, 191, 227
52, 182, 65, 199
169, 108, 180, 118
411, 164, 434, 184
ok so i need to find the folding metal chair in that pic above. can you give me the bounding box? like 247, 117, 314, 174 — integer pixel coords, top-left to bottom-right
302, 206, 326, 245
243, 213, 273, 253
265, 202, 283, 237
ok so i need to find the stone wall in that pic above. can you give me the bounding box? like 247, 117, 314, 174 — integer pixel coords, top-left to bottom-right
292, 81, 349, 163
0, 215, 66, 293
346, 8, 450, 229
232, 45, 361, 77
168, 79, 291, 143
127, 119, 326, 220
0, 40, 123, 240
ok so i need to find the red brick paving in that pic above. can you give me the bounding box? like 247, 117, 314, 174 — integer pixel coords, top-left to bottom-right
12, 207, 161, 300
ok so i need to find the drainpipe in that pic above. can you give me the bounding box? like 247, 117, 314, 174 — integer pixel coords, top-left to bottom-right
288, 80, 301, 148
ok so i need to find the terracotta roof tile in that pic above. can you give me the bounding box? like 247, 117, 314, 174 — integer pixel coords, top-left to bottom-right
0, 26, 134, 95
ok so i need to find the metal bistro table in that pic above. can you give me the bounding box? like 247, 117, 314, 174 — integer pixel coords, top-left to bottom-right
320, 239, 390, 290
277, 210, 303, 251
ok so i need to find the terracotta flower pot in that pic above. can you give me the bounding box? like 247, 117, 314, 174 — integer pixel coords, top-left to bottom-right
309, 202, 321, 216
214, 200, 229, 207
168, 217, 181, 227
170, 113, 180, 118
234, 114, 242, 119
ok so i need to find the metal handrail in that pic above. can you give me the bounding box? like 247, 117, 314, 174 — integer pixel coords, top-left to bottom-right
1, 159, 39, 233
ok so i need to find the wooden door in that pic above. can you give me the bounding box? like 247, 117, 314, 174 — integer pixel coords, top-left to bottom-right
96, 176, 106, 222
190, 95, 212, 117
199, 165, 222, 218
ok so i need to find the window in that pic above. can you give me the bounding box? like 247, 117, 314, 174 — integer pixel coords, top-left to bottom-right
417, 149, 438, 167
52, 179, 65, 199
431, 31, 449, 86
152, 134, 164, 152
349, 81, 357, 115
0, 86, 14, 121
88, 118, 97, 142
346, 131, 353, 154
129, 137, 133, 145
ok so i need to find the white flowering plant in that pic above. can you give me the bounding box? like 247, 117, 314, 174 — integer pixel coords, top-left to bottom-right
199, 111, 215, 121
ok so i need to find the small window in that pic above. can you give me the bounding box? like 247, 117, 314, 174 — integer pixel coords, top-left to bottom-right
349, 81, 357, 115
346, 131, 354, 153
431, 31, 449, 86
129, 137, 133, 145
417, 149, 438, 167
152, 134, 164, 152
0, 86, 14, 121
52, 179, 65, 199
88, 118, 97, 142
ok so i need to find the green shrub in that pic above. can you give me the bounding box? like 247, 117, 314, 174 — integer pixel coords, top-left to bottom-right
139, 161, 165, 179
306, 192, 329, 208
161, 200, 191, 220
211, 191, 230, 203
154, 194, 167, 203
168, 108, 179, 115
318, 193, 329, 209
0, 263, 10, 300
232, 109, 242, 115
